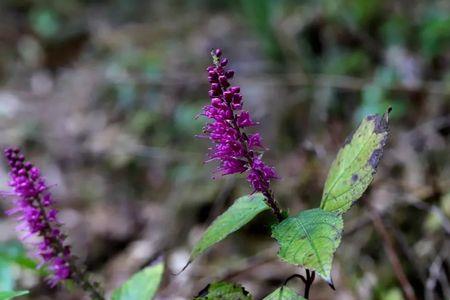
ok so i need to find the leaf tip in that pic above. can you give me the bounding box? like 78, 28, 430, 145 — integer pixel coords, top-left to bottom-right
150, 254, 165, 266
172, 260, 191, 276
386, 106, 393, 115
327, 277, 336, 290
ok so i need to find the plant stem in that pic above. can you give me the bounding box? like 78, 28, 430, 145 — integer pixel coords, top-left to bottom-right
225, 103, 284, 222
303, 269, 315, 299
225, 90, 312, 297
369, 206, 417, 300
212, 52, 305, 297
211, 52, 285, 222
262, 190, 284, 222
70, 267, 105, 300
283, 269, 316, 299
35, 198, 105, 300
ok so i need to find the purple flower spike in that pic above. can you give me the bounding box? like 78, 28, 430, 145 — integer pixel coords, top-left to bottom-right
3, 148, 72, 286
201, 49, 277, 192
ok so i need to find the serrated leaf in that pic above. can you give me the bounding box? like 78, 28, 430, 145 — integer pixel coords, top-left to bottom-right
272, 208, 343, 283
320, 111, 390, 214
194, 281, 252, 300
188, 193, 269, 264
0, 291, 29, 300
111, 261, 163, 300
263, 286, 305, 300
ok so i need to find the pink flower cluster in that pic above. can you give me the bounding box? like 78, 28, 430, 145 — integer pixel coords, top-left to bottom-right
3, 148, 72, 286
202, 49, 277, 192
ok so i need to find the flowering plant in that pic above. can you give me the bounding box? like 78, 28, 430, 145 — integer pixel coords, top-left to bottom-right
0, 49, 389, 300
1, 148, 163, 300
185, 49, 390, 299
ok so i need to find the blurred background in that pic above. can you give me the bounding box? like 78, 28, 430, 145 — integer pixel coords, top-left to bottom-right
0, 0, 449, 299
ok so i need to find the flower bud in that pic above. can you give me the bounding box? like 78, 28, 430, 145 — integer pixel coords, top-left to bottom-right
219, 76, 229, 87
223, 91, 233, 102
230, 86, 240, 93
225, 70, 234, 78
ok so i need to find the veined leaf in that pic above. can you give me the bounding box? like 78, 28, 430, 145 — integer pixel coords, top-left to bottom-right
272, 208, 343, 284
320, 110, 390, 214
0, 291, 29, 300
194, 281, 252, 300
111, 260, 163, 300
188, 193, 269, 265
263, 286, 305, 300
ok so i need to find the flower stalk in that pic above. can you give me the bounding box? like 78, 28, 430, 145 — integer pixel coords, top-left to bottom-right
201, 49, 317, 297
202, 49, 283, 221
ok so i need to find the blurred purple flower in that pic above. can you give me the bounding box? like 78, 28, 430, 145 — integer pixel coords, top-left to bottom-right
3, 147, 72, 286
201, 49, 277, 192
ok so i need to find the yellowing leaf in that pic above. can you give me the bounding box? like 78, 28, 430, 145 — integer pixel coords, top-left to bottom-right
320, 110, 390, 214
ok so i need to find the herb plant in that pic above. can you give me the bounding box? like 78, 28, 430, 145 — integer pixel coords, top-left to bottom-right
186, 49, 391, 299
1, 148, 164, 300
0, 49, 390, 300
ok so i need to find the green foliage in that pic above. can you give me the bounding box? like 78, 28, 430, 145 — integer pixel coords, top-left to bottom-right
194, 281, 252, 300
324, 50, 371, 76
381, 16, 410, 46
29, 9, 60, 39
263, 286, 305, 300
270, 111, 390, 286
0, 291, 29, 300
346, 0, 380, 26
239, 0, 284, 62
355, 68, 405, 123
190, 112, 390, 291
420, 14, 450, 59
0, 261, 12, 292
0, 241, 39, 272
188, 193, 269, 264
321, 111, 390, 214
272, 208, 343, 283
111, 261, 164, 300
0, 241, 44, 292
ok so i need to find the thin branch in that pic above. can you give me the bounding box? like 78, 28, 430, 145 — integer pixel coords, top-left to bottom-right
106, 72, 450, 95
369, 206, 417, 300
303, 269, 316, 299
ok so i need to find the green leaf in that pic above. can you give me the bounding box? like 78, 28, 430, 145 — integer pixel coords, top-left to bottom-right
0, 290, 29, 300
0, 260, 13, 291
188, 193, 269, 264
320, 110, 390, 214
272, 208, 343, 284
0, 241, 40, 272
263, 286, 305, 300
194, 281, 252, 300
111, 261, 164, 300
